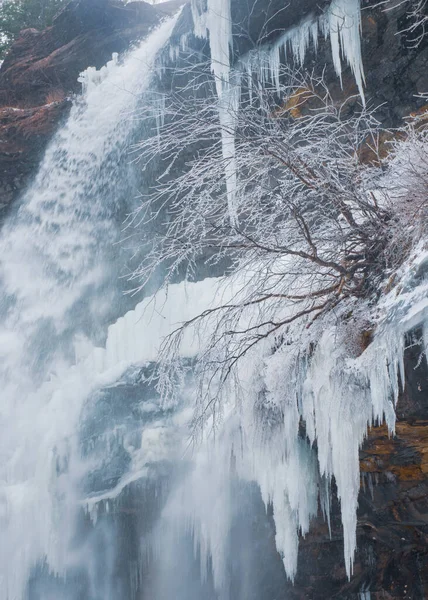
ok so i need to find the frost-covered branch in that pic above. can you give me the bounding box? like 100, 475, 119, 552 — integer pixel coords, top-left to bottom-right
130, 66, 418, 403
129, 62, 428, 580
388, 0, 428, 46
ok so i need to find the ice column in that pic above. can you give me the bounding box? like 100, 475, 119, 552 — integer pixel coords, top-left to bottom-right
191, 0, 239, 224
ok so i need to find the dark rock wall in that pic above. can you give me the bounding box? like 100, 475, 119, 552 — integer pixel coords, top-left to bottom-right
323, 0, 428, 125
0, 100, 70, 209
0, 0, 175, 107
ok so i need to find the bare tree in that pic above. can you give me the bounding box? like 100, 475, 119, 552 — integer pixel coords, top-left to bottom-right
129, 62, 427, 425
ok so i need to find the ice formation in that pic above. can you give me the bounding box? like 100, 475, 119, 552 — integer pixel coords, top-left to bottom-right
191, 0, 239, 224
190, 0, 366, 224
240, 0, 365, 102
80, 243, 427, 587
147, 245, 427, 585
190, 0, 233, 88
76, 241, 426, 589
326, 0, 365, 100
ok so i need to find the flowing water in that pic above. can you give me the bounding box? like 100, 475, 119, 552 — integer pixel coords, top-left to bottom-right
0, 12, 287, 599
0, 15, 202, 599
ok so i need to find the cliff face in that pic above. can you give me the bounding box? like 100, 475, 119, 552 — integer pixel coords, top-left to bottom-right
0, 100, 69, 209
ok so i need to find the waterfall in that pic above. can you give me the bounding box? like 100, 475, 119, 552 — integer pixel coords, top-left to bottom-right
0, 15, 179, 600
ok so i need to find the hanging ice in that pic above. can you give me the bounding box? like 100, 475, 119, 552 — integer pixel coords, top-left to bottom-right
191, 0, 365, 223
240, 0, 365, 103
191, 0, 239, 224
326, 0, 365, 101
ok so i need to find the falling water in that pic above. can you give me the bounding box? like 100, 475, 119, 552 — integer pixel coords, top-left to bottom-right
0, 15, 181, 599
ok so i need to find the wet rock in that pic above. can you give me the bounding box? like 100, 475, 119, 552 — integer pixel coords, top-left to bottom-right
0, 100, 70, 213
0, 0, 182, 107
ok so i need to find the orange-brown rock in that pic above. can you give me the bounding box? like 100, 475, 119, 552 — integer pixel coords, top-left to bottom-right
362, 421, 428, 481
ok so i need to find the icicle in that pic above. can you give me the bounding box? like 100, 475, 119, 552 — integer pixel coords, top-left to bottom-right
78, 53, 119, 94
191, 0, 239, 225
191, 0, 366, 221
327, 0, 365, 103
238, 0, 365, 105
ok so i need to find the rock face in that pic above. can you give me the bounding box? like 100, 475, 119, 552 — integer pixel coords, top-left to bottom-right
0, 0, 181, 213
313, 0, 428, 126
0, 100, 70, 209
0, 0, 181, 107
232, 0, 428, 125
173, 0, 428, 123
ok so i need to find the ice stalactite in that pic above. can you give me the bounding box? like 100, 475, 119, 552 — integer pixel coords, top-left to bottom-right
190, 0, 233, 93
325, 0, 365, 102
191, 0, 239, 225
240, 0, 365, 103
217, 78, 240, 226
253, 16, 320, 92
190, 0, 365, 227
